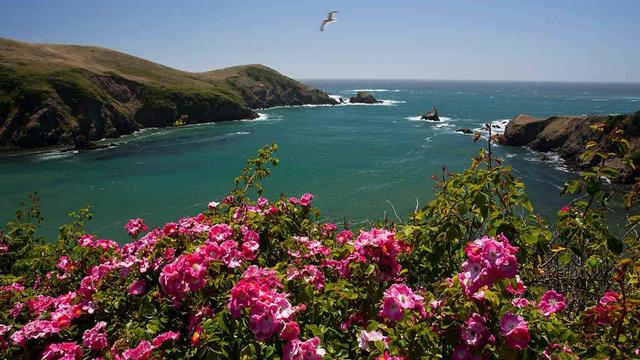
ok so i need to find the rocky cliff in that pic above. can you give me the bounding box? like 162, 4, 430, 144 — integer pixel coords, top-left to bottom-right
503, 111, 640, 183
0, 38, 336, 150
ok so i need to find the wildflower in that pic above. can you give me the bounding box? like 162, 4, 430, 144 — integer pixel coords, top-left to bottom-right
351, 229, 410, 280
358, 330, 388, 351
280, 321, 300, 341
10, 320, 61, 346
208, 224, 233, 243
599, 291, 620, 305
500, 312, 530, 350
152, 331, 180, 347
461, 313, 494, 348
299, 193, 314, 206
78, 234, 96, 247
41, 342, 82, 360
241, 227, 260, 242
287, 265, 325, 290
336, 230, 353, 244
10, 302, 23, 319
229, 266, 304, 342
538, 290, 566, 316
283, 337, 325, 360
125, 218, 148, 238
159, 252, 208, 300
128, 280, 146, 296
256, 197, 269, 208
241, 240, 259, 260
376, 352, 404, 360
83, 321, 108, 351
459, 235, 518, 296
322, 223, 337, 236
379, 284, 425, 321
511, 297, 531, 308
121, 340, 153, 360
506, 275, 526, 296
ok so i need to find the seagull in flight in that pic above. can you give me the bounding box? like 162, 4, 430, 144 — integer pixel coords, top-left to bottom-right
320, 11, 338, 31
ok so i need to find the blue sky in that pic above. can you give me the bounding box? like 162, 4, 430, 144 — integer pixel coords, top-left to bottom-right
0, 0, 638, 82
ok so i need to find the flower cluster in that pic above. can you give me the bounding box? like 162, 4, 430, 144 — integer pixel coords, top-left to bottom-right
288, 193, 314, 207
286, 265, 326, 290
41, 341, 82, 360
379, 284, 426, 321
159, 223, 258, 302
500, 312, 530, 350
159, 252, 207, 300
82, 321, 108, 351
459, 234, 518, 296
124, 218, 148, 238
0, 187, 601, 359
460, 313, 495, 348
283, 337, 325, 360
583, 291, 622, 325
325, 229, 409, 280
228, 266, 305, 341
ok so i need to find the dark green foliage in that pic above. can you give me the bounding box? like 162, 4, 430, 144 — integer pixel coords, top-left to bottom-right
403, 131, 551, 287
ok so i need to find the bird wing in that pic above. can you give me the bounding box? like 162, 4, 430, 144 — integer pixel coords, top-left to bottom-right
320, 19, 328, 31
328, 11, 337, 20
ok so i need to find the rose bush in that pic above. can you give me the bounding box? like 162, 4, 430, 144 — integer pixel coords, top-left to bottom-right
0, 139, 638, 359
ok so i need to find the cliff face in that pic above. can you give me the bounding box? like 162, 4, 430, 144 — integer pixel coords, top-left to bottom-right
0, 38, 336, 150
503, 111, 640, 183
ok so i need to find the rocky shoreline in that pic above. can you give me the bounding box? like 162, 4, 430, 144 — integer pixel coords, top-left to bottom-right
503, 111, 640, 183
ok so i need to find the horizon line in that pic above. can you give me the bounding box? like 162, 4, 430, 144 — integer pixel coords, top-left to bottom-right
297, 78, 640, 85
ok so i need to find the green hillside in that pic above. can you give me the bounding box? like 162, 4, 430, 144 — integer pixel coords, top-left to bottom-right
0, 38, 335, 149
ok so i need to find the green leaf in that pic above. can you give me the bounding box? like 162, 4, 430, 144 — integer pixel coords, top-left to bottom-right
558, 251, 572, 265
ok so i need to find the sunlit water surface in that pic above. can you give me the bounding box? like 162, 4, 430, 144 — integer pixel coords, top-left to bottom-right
1, 80, 639, 241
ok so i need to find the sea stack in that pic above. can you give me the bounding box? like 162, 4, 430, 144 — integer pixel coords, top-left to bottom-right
349, 91, 382, 104
421, 106, 440, 121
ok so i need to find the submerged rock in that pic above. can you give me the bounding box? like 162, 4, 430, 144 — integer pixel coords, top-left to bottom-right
349, 91, 382, 104
456, 128, 474, 134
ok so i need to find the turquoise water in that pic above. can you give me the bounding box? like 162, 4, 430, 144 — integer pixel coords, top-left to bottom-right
1, 80, 639, 241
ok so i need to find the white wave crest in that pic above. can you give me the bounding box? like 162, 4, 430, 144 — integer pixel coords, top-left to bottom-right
472, 119, 510, 135
349, 89, 403, 93
405, 116, 452, 122
522, 150, 570, 173
298, 97, 405, 108
35, 151, 74, 161
241, 113, 271, 122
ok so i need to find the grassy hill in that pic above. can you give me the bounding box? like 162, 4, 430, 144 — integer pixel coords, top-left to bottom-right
0, 38, 335, 149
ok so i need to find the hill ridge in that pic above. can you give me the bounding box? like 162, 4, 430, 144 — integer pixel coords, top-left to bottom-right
0, 38, 336, 150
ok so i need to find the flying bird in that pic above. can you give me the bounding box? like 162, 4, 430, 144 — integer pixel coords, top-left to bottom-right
320, 11, 338, 31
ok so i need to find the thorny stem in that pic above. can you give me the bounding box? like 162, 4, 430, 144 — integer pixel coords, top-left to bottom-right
614, 270, 627, 346
582, 130, 608, 218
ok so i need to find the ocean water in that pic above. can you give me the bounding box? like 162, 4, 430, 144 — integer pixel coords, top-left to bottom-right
1, 80, 639, 241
